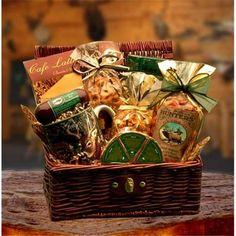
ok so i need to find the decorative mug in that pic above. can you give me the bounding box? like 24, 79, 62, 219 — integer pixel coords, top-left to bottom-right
35, 106, 105, 164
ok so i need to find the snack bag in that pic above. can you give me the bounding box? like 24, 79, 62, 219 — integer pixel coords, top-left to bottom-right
71, 41, 129, 112
114, 72, 162, 135
152, 60, 217, 162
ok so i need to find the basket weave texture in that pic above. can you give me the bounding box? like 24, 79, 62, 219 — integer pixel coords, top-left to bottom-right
44, 154, 202, 221
35, 41, 202, 221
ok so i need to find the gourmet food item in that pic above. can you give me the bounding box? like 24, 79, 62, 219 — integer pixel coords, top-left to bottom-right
152, 60, 217, 162
35, 89, 89, 125
101, 131, 163, 164
23, 50, 80, 103
114, 72, 162, 135
70, 41, 129, 111
114, 106, 155, 135
40, 73, 83, 103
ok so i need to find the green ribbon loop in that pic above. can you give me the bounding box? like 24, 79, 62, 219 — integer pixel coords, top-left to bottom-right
158, 68, 217, 112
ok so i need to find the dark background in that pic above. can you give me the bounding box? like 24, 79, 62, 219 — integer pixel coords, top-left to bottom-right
2, 0, 234, 173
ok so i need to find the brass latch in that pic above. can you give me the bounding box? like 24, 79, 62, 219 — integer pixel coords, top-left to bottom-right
125, 177, 134, 193
111, 176, 146, 195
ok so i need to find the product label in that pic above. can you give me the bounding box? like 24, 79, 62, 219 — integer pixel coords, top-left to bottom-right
48, 90, 80, 117
153, 105, 201, 162
159, 122, 187, 145
23, 50, 75, 83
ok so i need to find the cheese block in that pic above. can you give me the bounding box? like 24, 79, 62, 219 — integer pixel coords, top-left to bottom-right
40, 73, 83, 102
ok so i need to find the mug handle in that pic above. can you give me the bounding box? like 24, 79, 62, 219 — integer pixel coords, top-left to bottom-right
93, 105, 116, 140
93, 105, 115, 119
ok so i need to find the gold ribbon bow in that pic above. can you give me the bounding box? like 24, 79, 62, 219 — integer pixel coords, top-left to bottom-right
72, 53, 130, 80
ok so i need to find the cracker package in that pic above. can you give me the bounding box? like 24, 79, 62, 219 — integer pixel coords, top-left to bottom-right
152, 60, 217, 162
70, 41, 129, 112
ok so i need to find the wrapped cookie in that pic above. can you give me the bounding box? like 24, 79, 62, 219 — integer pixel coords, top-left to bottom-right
152, 60, 217, 162
114, 72, 162, 135
71, 41, 129, 112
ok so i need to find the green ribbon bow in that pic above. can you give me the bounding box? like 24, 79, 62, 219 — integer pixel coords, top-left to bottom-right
72, 53, 130, 80
157, 68, 217, 112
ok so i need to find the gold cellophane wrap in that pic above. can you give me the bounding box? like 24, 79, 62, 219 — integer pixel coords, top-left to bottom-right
84, 69, 125, 111
70, 41, 126, 112
113, 72, 162, 135
114, 105, 156, 135
152, 60, 216, 162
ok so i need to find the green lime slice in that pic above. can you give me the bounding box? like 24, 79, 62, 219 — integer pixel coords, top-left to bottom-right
120, 132, 146, 158
136, 139, 163, 164
101, 139, 129, 164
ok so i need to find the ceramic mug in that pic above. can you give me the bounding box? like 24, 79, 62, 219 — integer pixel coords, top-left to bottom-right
36, 106, 105, 164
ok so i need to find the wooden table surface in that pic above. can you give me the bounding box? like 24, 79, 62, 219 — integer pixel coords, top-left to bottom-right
2, 171, 234, 236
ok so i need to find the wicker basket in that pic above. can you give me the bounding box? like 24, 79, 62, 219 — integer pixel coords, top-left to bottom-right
35, 41, 202, 221
44, 154, 202, 221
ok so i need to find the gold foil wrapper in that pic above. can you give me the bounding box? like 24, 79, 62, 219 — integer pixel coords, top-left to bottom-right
123, 72, 162, 107
71, 41, 125, 112
114, 105, 155, 136
153, 92, 204, 162
152, 60, 216, 162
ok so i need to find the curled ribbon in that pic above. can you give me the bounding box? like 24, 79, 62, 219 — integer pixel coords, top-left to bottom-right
151, 68, 217, 112
72, 53, 130, 81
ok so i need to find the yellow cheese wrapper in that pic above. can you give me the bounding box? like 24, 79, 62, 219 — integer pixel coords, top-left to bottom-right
40, 73, 83, 102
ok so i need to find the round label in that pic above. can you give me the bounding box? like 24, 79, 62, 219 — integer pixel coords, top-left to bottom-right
159, 122, 186, 145
52, 97, 64, 106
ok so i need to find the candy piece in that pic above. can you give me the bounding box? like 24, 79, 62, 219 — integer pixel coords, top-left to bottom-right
136, 140, 162, 164
101, 139, 129, 164
120, 132, 145, 158
101, 131, 163, 164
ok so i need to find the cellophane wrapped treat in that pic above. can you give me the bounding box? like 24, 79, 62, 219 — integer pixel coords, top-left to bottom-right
71, 41, 129, 112
112, 54, 165, 136
152, 60, 217, 162
114, 71, 162, 135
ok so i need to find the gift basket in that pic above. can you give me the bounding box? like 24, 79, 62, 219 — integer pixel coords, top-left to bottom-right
22, 40, 217, 221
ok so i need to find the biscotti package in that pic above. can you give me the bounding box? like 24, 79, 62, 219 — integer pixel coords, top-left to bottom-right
152, 60, 217, 162
23, 50, 83, 104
